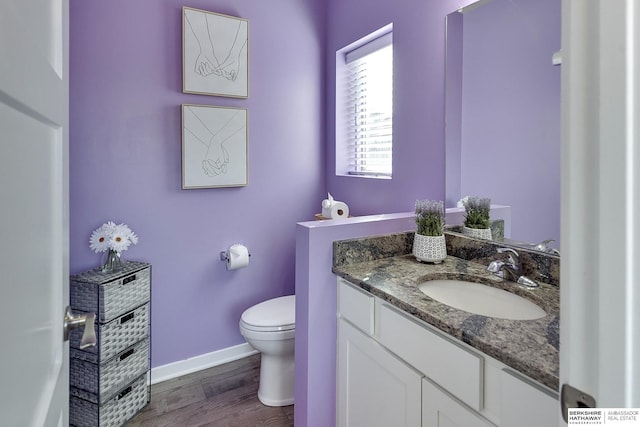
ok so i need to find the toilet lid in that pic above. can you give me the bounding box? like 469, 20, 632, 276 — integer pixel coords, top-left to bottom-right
241, 295, 295, 330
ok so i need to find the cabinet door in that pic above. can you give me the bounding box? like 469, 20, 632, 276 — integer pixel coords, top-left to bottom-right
337, 319, 422, 427
422, 379, 495, 427
500, 369, 558, 427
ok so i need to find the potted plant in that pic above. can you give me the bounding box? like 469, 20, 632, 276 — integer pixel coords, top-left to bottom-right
461, 196, 492, 240
413, 199, 447, 264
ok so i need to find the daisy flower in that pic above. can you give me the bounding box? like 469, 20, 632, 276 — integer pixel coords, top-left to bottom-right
89, 225, 111, 253
109, 223, 134, 252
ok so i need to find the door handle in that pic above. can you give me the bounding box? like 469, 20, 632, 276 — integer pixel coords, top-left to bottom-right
63, 306, 97, 349
561, 384, 596, 422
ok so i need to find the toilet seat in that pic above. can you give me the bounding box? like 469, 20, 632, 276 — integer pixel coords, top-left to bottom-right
240, 295, 295, 332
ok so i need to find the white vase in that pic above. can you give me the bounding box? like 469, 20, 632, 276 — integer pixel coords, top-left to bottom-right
462, 226, 493, 240
413, 234, 447, 264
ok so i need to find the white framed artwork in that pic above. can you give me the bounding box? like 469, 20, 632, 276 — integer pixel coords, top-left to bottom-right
182, 6, 249, 98
181, 104, 248, 189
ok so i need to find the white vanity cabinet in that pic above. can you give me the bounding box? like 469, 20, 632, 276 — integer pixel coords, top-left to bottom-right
377, 302, 483, 411
338, 319, 423, 427
337, 278, 422, 427
336, 277, 558, 427
422, 378, 494, 427
500, 369, 559, 427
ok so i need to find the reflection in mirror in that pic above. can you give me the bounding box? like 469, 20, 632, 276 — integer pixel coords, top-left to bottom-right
445, 0, 561, 253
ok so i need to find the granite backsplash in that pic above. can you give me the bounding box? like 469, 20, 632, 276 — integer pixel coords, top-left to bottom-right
333, 230, 560, 287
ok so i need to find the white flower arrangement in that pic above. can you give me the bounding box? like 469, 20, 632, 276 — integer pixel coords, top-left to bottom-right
90, 221, 138, 254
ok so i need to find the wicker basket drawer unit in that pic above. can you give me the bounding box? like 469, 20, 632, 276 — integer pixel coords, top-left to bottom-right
70, 338, 150, 404
69, 261, 151, 426
70, 262, 151, 323
70, 374, 149, 427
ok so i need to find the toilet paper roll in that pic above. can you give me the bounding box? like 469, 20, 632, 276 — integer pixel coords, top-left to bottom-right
227, 244, 250, 270
328, 201, 349, 219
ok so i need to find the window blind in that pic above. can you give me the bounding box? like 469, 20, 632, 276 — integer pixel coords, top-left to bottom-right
345, 32, 393, 176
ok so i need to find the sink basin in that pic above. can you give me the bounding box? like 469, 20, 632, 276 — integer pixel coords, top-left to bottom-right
418, 279, 546, 320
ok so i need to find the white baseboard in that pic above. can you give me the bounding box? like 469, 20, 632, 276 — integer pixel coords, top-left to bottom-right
150, 343, 258, 385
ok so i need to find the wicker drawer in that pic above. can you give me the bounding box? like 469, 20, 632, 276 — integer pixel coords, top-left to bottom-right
70, 374, 149, 427
71, 262, 150, 323
71, 303, 149, 364
71, 338, 149, 404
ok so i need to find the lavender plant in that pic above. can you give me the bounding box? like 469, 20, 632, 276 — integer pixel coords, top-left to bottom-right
415, 199, 445, 236
463, 196, 491, 229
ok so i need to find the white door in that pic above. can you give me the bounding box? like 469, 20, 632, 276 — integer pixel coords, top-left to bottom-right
560, 0, 640, 424
0, 1, 70, 426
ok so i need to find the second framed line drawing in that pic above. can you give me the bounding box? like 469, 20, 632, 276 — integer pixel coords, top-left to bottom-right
182, 104, 248, 189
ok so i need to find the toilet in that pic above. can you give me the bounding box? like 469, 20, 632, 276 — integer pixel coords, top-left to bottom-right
239, 295, 295, 407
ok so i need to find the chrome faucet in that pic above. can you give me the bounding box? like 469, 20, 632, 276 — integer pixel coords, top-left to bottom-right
487, 247, 539, 288
532, 239, 560, 255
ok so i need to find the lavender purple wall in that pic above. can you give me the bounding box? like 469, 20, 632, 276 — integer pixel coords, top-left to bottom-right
69, 0, 325, 368
324, 0, 477, 215
294, 214, 415, 427
459, 0, 561, 245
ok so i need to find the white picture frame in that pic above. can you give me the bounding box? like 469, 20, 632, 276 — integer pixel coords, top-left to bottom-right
181, 104, 248, 189
182, 6, 249, 98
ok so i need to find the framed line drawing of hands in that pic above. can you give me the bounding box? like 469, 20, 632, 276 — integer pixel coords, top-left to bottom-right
182, 104, 248, 189
183, 7, 249, 98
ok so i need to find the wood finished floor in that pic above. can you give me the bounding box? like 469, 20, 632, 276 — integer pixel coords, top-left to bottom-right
125, 354, 294, 427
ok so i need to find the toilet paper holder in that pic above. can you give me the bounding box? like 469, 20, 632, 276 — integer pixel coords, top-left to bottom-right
219, 248, 251, 262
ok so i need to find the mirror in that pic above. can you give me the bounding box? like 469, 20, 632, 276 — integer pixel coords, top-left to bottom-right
445, 0, 561, 253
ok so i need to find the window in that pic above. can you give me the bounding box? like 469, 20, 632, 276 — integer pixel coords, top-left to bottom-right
336, 26, 393, 178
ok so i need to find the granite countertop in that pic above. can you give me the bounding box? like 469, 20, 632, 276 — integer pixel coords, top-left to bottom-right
333, 247, 559, 391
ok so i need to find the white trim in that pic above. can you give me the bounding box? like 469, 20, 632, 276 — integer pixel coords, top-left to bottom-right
150, 343, 258, 385
335, 23, 394, 178
345, 31, 392, 64
338, 23, 393, 61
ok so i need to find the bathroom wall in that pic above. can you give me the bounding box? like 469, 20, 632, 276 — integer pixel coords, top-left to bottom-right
324, 0, 477, 215
295, 214, 416, 427
69, 0, 325, 367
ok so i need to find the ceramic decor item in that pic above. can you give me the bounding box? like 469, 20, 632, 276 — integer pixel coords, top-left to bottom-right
413, 234, 447, 264
413, 199, 447, 263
